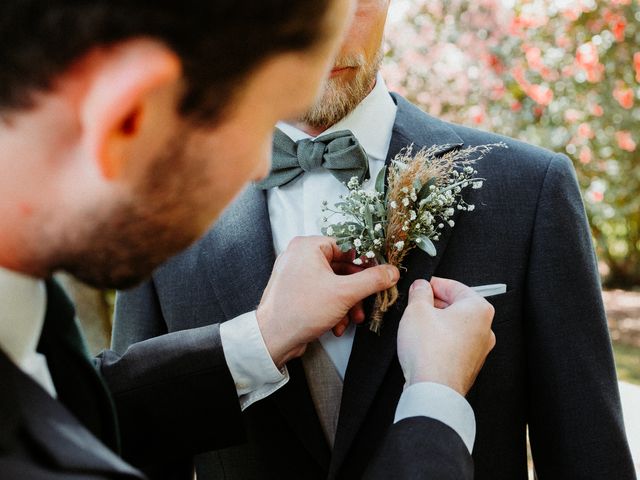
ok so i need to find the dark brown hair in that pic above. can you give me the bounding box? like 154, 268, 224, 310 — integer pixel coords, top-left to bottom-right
0, 0, 331, 122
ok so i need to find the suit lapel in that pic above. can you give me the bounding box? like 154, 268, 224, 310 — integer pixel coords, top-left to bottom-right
0, 344, 142, 478
37, 280, 121, 455
330, 94, 465, 475
202, 185, 331, 470
202, 185, 276, 319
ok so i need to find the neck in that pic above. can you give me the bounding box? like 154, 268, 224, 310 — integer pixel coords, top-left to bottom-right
293, 123, 327, 137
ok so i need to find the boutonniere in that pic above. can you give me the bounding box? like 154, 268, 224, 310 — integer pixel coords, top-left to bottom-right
322, 142, 507, 333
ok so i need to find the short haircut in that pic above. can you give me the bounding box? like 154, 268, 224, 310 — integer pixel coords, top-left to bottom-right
0, 0, 332, 123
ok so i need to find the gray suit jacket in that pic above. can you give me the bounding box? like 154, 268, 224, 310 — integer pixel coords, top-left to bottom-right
115, 93, 636, 479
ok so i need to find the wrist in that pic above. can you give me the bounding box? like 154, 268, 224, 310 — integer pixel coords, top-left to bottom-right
406, 370, 468, 397
256, 304, 305, 368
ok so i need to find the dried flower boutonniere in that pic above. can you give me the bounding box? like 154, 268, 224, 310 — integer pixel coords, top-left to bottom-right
321, 142, 507, 333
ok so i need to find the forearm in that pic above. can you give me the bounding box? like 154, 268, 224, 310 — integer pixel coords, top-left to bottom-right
96, 324, 244, 465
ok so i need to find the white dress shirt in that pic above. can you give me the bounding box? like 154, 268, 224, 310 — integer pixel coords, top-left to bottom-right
0, 266, 57, 397
221, 75, 476, 452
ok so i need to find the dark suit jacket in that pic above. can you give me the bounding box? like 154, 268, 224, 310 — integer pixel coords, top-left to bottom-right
114, 93, 636, 479
0, 280, 245, 478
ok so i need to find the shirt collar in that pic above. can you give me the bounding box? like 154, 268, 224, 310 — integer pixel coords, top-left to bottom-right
278, 73, 397, 162
0, 266, 47, 368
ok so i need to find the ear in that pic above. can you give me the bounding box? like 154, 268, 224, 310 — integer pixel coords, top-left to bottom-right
81, 39, 181, 180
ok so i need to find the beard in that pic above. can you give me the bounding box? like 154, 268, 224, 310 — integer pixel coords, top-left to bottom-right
56, 130, 214, 290
299, 48, 383, 129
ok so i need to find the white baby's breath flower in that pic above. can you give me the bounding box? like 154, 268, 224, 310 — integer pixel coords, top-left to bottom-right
409, 210, 417, 220
348, 177, 360, 189
467, 204, 475, 211
394, 241, 405, 251
366, 251, 376, 259
353, 258, 363, 265
438, 223, 445, 229
445, 208, 455, 217
390, 201, 398, 209
473, 181, 484, 189
326, 226, 334, 236
448, 220, 455, 227
354, 238, 362, 247
374, 223, 383, 232
401, 187, 409, 194
374, 238, 382, 246
402, 198, 410, 207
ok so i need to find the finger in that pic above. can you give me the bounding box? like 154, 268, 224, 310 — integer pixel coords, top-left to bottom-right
312, 236, 356, 264
331, 261, 365, 276
433, 298, 450, 309
430, 276, 479, 305
408, 279, 434, 307
349, 302, 366, 324
338, 264, 399, 303
333, 316, 349, 336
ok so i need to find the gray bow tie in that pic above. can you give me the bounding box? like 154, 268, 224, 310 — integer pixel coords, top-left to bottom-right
255, 128, 369, 190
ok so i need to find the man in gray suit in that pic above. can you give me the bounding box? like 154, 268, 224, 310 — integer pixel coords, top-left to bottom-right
0, 0, 497, 479
116, 0, 636, 479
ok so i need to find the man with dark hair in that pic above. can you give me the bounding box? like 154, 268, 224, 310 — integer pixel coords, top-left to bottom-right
0, 1, 496, 479
117, 0, 636, 479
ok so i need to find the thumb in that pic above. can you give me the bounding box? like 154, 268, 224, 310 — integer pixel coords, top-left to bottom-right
408, 279, 435, 307
339, 265, 399, 302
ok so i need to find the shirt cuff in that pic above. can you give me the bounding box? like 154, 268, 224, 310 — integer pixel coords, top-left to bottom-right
394, 382, 476, 453
220, 311, 289, 410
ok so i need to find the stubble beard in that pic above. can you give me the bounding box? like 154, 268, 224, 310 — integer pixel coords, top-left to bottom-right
56, 129, 211, 290
300, 49, 384, 130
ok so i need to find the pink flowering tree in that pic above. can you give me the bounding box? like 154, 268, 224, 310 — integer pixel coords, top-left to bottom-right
384, 0, 640, 286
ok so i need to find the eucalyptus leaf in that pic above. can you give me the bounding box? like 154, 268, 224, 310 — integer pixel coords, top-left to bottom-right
415, 236, 437, 257
364, 205, 374, 233
418, 178, 437, 200
338, 242, 354, 253
375, 165, 387, 194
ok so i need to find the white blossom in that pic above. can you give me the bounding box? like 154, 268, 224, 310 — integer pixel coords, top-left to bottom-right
348, 177, 360, 189
448, 220, 455, 227
394, 241, 405, 251
402, 197, 410, 207
390, 201, 398, 209
374, 223, 383, 232
473, 181, 484, 189
366, 251, 376, 259
409, 210, 417, 220
326, 226, 334, 236
353, 258, 363, 265
467, 204, 475, 212
354, 238, 362, 247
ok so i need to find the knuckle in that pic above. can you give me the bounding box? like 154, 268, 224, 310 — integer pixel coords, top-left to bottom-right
488, 331, 497, 350
483, 301, 495, 321
288, 236, 304, 249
